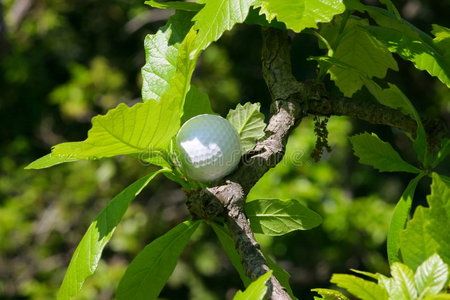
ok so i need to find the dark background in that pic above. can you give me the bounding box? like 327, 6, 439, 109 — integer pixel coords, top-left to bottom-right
0, 0, 449, 299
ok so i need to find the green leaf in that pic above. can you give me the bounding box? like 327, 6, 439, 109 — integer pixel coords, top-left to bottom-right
365, 7, 434, 45
31, 20, 198, 167
25, 153, 78, 169
424, 295, 450, 300
210, 222, 252, 287
351, 269, 382, 280
432, 139, 450, 168
116, 220, 201, 300
141, 11, 195, 102
400, 207, 439, 270
245, 7, 287, 29
233, 270, 272, 300
426, 174, 450, 266
325, 17, 398, 96
439, 174, 450, 186
331, 274, 389, 300
378, 275, 404, 300
192, 0, 255, 50
390, 263, 418, 299
387, 174, 424, 264
144, 0, 203, 11
181, 85, 214, 124
363, 82, 427, 164
226, 102, 266, 153
56, 170, 167, 300
136, 151, 172, 169
50, 30, 198, 162
363, 82, 415, 123
350, 133, 421, 173
311, 288, 350, 300
401, 174, 450, 269
253, 0, 345, 33
415, 254, 449, 298
432, 24, 450, 60
343, 0, 365, 11
245, 199, 322, 236
312, 58, 426, 160
365, 7, 450, 94
265, 255, 297, 300
51, 100, 179, 159
428, 173, 450, 217
365, 25, 450, 88
317, 15, 342, 50
378, 0, 400, 19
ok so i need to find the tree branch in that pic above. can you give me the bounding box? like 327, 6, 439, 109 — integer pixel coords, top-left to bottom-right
186, 27, 448, 300
188, 28, 308, 300
307, 95, 417, 134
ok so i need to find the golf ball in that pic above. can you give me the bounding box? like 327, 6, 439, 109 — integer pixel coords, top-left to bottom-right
175, 114, 242, 182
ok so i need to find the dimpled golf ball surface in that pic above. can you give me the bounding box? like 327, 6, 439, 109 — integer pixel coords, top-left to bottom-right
176, 114, 241, 182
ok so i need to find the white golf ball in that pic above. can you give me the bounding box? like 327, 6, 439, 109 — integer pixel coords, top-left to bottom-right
175, 114, 242, 182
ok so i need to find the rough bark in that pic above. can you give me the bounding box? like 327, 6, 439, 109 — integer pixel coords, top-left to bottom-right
188, 28, 307, 300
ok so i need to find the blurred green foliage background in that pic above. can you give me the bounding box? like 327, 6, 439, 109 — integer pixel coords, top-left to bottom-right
0, 0, 449, 299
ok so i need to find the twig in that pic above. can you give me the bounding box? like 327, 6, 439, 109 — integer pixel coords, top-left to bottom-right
188, 28, 307, 300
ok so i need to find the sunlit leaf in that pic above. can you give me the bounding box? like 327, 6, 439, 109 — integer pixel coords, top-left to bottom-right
245, 7, 286, 29
312, 288, 350, 300
387, 174, 424, 264
400, 173, 450, 269
365, 9, 450, 88
400, 207, 439, 270
142, 11, 195, 102
415, 254, 449, 298
426, 174, 450, 265
192, 0, 255, 50
233, 270, 272, 300
144, 0, 203, 11
379, 275, 405, 299
25, 153, 78, 169
365, 7, 434, 45
28, 14, 199, 167
331, 274, 388, 300
324, 18, 398, 96
432, 24, 450, 60
227, 102, 266, 153
135, 151, 172, 169
51, 99, 179, 159
254, 0, 345, 33
424, 295, 450, 300
351, 269, 382, 280
390, 263, 417, 299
